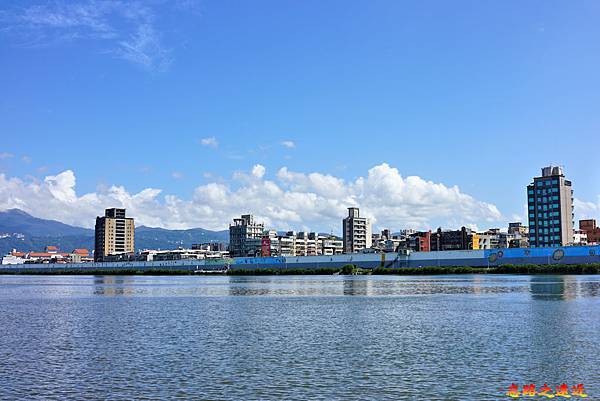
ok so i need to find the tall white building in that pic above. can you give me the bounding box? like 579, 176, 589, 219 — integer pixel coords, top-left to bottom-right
342, 207, 372, 253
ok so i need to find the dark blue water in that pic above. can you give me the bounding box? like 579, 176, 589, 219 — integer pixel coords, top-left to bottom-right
1, 275, 599, 400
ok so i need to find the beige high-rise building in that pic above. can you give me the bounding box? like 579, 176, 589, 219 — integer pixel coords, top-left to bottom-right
94, 208, 135, 261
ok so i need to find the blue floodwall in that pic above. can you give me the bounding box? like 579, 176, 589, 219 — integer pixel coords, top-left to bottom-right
2, 245, 600, 273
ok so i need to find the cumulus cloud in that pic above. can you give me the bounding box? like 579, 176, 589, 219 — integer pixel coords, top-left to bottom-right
0, 152, 14, 160
200, 136, 218, 148
281, 140, 295, 149
0, 164, 508, 232
1, 0, 175, 70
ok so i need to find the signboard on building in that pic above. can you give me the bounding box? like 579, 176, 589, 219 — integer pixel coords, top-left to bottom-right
261, 238, 271, 257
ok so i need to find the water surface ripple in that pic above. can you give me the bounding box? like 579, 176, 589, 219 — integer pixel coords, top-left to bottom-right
1, 274, 599, 400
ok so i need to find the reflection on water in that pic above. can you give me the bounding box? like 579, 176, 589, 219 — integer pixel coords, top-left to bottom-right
530, 276, 568, 300
529, 276, 600, 300
342, 277, 374, 296
1, 274, 600, 299
93, 276, 137, 296
1, 274, 599, 400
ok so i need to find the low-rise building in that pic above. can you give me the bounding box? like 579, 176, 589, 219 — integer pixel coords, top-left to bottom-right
405, 231, 431, 252
319, 235, 343, 255
507, 222, 529, 248
573, 230, 588, 246
430, 227, 479, 251
579, 219, 600, 245
278, 231, 296, 256
1, 246, 93, 264
141, 248, 229, 261
370, 229, 404, 252
71, 249, 93, 263
192, 242, 227, 252
1, 250, 26, 265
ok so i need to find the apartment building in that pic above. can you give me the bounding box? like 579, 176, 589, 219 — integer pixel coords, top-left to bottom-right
229, 214, 264, 257
527, 166, 574, 247
342, 207, 372, 253
94, 208, 135, 262
579, 219, 600, 245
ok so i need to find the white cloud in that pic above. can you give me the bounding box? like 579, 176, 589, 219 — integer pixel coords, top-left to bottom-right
200, 136, 218, 148
575, 197, 600, 220
0, 152, 14, 160
2, 1, 174, 70
251, 164, 266, 179
0, 164, 507, 232
113, 23, 172, 71
45, 170, 77, 203
171, 171, 183, 179
281, 140, 295, 149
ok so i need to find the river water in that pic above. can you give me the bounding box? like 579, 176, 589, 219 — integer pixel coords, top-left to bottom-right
1, 274, 599, 400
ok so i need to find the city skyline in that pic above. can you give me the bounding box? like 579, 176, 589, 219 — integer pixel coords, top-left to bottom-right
1, 1, 600, 232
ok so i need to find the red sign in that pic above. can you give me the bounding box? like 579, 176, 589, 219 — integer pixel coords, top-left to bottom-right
261, 238, 271, 257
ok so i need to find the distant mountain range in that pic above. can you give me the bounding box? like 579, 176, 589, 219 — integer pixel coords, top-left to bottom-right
0, 209, 229, 256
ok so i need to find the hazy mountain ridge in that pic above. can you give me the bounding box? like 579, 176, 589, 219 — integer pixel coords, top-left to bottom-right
0, 209, 228, 256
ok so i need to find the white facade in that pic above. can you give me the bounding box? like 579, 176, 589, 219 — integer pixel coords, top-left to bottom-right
1, 254, 25, 265
141, 248, 229, 261
271, 231, 342, 256
573, 230, 588, 246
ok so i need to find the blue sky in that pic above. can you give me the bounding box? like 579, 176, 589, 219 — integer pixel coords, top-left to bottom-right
1, 0, 599, 231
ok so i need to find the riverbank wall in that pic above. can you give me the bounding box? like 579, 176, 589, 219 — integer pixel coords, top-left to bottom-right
2, 245, 600, 274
